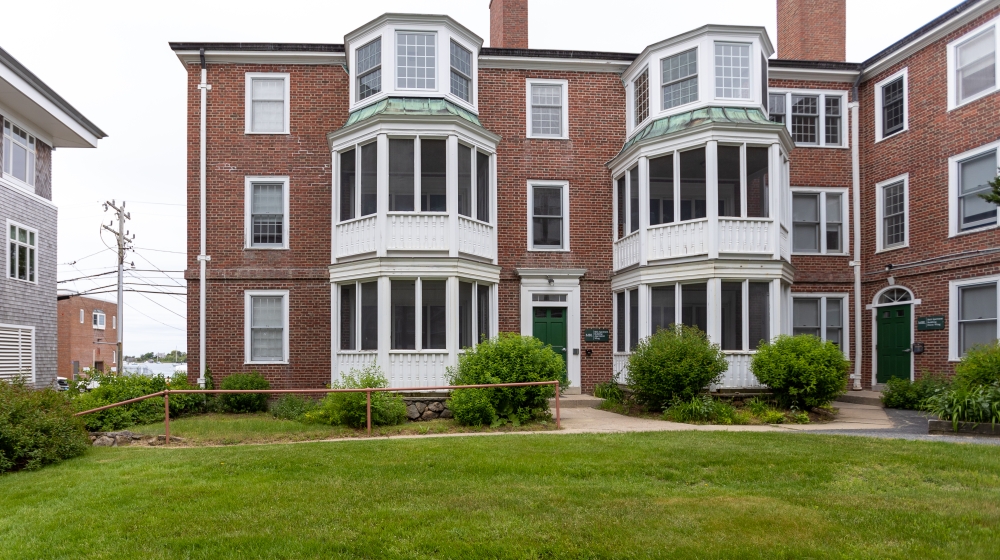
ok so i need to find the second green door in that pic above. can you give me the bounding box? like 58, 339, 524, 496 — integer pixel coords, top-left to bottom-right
532, 307, 567, 372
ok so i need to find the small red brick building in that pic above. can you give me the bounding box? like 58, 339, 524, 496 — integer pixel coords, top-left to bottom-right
173, 0, 1000, 393
57, 295, 118, 378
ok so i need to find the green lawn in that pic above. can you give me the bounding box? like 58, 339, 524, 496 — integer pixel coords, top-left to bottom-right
1, 432, 998, 559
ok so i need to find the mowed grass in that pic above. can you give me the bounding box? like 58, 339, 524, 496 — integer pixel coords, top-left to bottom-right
131, 413, 557, 445
2, 432, 999, 559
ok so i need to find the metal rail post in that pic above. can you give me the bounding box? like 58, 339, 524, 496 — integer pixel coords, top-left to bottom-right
555, 381, 561, 429
366, 389, 372, 436
164, 390, 170, 445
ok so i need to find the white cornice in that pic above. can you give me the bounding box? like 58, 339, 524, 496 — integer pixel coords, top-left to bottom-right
768, 67, 860, 84
623, 25, 774, 78
173, 50, 346, 67
344, 13, 484, 54
611, 259, 796, 289
478, 56, 631, 73
329, 257, 501, 283
328, 114, 501, 152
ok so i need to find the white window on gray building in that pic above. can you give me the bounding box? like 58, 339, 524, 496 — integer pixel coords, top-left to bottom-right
0, 325, 34, 382
396, 32, 436, 90
8, 223, 37, 283
2, 120, 36, 186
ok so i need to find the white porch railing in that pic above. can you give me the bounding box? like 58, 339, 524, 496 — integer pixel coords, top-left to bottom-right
647, 219, 709, 263
457, 216, 493, 259
714, 353, 765, 390
614, 231, 640, 270
335, 352, 378, 376
718, 218, 772, 254
388, 353, 450, 387
387, 214, 450, 251
613, 354, 630, 380
335, 216, 378, 258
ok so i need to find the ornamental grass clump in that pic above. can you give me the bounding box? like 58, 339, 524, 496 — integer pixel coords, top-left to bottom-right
750, 334, 848, 409
307, 363, 406, 428
625, 325, 728, 411
1, 378, 90, 473
447, 333, 567, 427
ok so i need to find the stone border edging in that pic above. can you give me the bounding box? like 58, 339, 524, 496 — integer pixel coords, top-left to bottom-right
928, 419, 1000, 437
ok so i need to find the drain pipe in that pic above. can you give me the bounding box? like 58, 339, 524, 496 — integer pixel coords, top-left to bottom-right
197, 49, 212, 387
849, 70, 863, 391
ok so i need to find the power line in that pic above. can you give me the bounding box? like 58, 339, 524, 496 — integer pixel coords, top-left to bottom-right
132, 250, 186, 288
126, 271, 187, 304
134, 246, 185, 255
59, 247, 115, 266
127, 200, 186, 207
130, 288, 187, 320
124, 301, 185, 331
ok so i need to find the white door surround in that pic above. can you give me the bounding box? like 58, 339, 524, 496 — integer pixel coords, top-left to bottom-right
517, 268, 586, 395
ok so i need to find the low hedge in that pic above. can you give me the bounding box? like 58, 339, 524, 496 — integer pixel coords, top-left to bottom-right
751, 335, 848, 409
71, 373, 202, 431
1, 379, 90, 473
219, 372, 270, 413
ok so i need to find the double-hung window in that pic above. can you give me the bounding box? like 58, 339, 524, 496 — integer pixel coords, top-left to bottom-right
245, 177, 289, 249
769, 92, 845, 147
396, 32, 436, 90
7, 222, 37, 283
714, 43, 751, 99
949, 22, 998, 109
245, 74, 289, 134
633, 69, 649, 126
875, 69, 907, 141
951, 277, 1000, 358
792, 190, 846, 254
2, 120, 36, 186
952, 144, 999, 234
792, 296, 846, 350
526, 80, 568, 139
450, 40, 473, 103
356, 38, 382, 101
662, 49, 698, 110
245, 291, 288, 363
877, 177, 907, 250
340, 281, 378, 352
530, 182, 568, 250
93, 310, 106, 330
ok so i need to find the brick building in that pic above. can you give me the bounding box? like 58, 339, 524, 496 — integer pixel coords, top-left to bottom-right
56, 295, 119, 377
173, 0, 1000, 393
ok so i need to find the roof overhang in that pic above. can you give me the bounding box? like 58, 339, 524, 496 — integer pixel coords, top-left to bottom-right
344, 13, 484, 68
767, 63, 861, 84
623, 24, 774, 78
170, 43, 346, 66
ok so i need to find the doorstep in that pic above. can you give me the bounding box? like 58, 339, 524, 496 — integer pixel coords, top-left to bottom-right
835, 390, 883, 407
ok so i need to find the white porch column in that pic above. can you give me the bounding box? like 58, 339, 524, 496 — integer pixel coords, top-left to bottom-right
706, 140, 719, 259
490, 153, 499, 265
638, 283, 650, 341
638, 156, 649, 267
707, 277, 721, 345
447, 135, 459, 257
376, 134, 389, 257
770, 143, 782, 260
377, 276, 392, 381
771, 279, 782, 341
331, 150, 340, 265
447, 276, 459, 370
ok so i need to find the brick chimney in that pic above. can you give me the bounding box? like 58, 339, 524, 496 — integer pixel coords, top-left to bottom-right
777, 0, 846, 61
490, 0, 528, 49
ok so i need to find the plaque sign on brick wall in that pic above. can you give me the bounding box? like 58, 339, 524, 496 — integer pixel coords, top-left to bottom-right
917, 316, 945, 331
584, 329, 610, 342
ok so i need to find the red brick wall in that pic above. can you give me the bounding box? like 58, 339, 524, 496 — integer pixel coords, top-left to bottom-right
57, 296, 118, 378
489, 0, 529, 49
478, 68, 625, 392
185, 62, 348, 387
776, 0, 846, 62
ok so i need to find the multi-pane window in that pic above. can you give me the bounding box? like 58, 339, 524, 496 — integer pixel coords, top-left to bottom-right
792, 296, 845, 349
958, 149, 998, 231
768, 94, 786, 124
340, 282, 377, 352
529, 82, 565, 137
790, 95, 819, 144
714, 43, 751, 99
248, 76, 286, 133
93, 310, 106, 329
356, 38, 382, 101
633, 69, 649, 126
2, 120, 36, 186
770, 92, 844, 147
250, 182, 284, 248
662, 49, 698, 110
792, 191, 845, 254
249, 293, 286, 362
531, 184, 565, 249
882, 181, 906, 248
881, 77, 905, 138
955, 27, 996, 105
450, 40, 473, 102
8, 223, 36, 282
825, 97, 842, 145
396, 33, 436, 89
959, 283, 997, 355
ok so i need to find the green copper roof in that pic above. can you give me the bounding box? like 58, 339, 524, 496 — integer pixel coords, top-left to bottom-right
618, 107, 783, 155
343, 97, 483, 128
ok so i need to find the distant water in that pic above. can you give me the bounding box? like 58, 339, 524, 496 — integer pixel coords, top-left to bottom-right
122, 363, 186, 378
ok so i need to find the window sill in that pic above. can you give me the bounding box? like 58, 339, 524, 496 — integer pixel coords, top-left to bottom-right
387, 350, 449, 354
948, 87, 997, 112
245, 360, 289, 365
528, 247, 570, 253
6, 276, 38, 285
244, 131, 290, 135
526, 134, 569, 141
950, 223, 999, 238
792, 143, 848, 150
790, 252, 848, 257
875, 128, 908, 144
875, 243, 909, 254
245, 246, 289, 251
337, 351, 378, 355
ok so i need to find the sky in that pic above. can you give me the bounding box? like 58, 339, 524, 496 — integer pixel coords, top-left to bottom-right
1, 0, 962, 355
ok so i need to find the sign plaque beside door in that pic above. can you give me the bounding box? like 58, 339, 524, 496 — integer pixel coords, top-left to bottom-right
917, 316, 945, 331
584, 329, 610, 342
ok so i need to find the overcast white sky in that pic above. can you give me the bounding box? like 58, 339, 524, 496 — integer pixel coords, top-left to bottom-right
2, 0, 960, 355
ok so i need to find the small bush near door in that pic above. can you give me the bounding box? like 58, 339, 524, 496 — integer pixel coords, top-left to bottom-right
625, 325, 728, 412
751, 335, 849, 409
1, 379, 90, 473
447, 333, 567, 426
219, 372, 270, 413
306, 363, 406, 428
881, 375, 950, 410
954, 342, 1000, 389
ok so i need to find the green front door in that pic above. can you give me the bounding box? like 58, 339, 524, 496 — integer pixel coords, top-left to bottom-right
877, 304, 911, 384
532, 307, 567, 372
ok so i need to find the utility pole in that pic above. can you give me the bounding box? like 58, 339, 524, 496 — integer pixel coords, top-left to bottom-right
103, 200, 133, 372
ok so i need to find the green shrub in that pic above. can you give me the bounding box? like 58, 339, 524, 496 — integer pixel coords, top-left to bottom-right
626, 325, 728, 411
219, 372, 270, 414
954, 342, 1000, 389
307, 364, 406, 428
881, 375, 950, 410
270, 394, 318, 421
593, 376, 625, 404
447, 333, 567, 426
664, 395, 740, 424
750, 335, 849, 409
71, 373, 168, 431
447, 388, 497, 427
925, 383, 1000, 430
758, 409, 786, 424
1, 379, 90, 473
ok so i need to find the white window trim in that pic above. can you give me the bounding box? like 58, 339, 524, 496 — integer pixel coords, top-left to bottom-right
790, 187, 850, 256
527, 180, 571, 252
947, 17, 999, 111
875, 174, 909, 253
525, 79, 569, 140
768, 90, 848, 149
93, 310, 106, 330
791, 293, 851, 359
632, 65, 650, 129
0, 323, 35, 383
659, 48, 699, 113
244, 290, 290, 365
948, 140, 1000, 238
6, 219, 38, 284
713, 41, 753, 101
395, 31, 439, 92
874, 68, 908, 143
355, 37, 383, 103
244, 73, 291, 135
244, 176, 290, 250
949, 275, 1000, 361
2, 118, 38, 189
